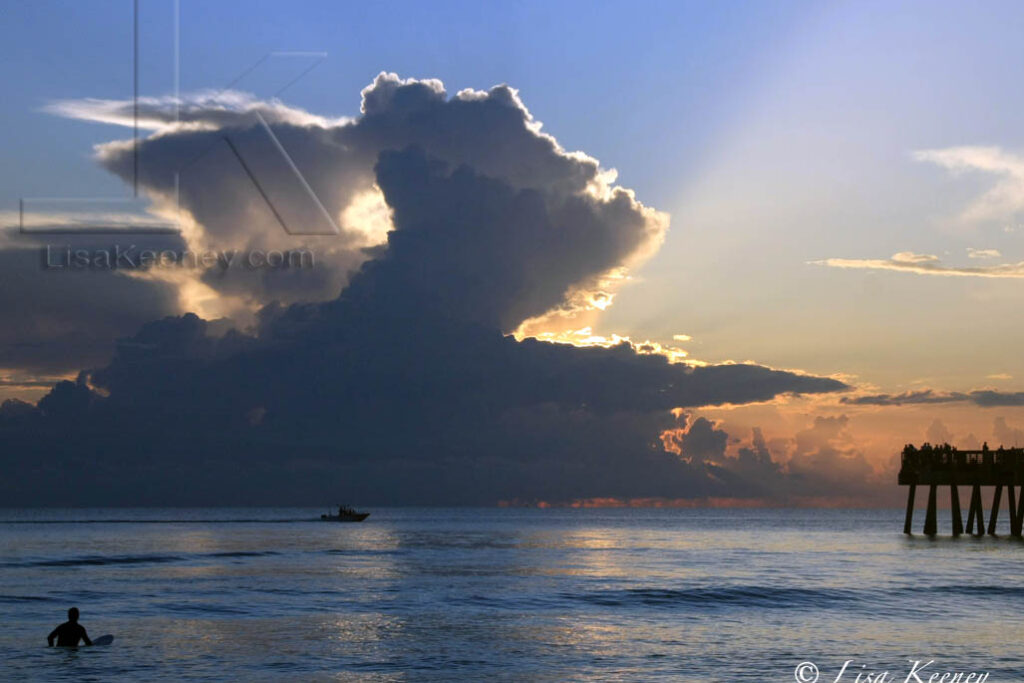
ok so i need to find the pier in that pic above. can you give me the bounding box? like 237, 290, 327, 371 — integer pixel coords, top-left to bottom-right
900, 443, 1024, 536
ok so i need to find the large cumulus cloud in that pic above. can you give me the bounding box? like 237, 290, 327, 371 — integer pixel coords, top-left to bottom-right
0, 74, 849, 505
66, 73, 665, 327
4, 73, 662, 370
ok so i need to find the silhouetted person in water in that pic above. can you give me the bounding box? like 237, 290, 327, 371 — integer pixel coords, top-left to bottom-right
48, 607, 92, 647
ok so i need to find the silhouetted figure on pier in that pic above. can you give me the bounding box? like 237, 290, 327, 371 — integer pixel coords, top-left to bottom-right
48, 607, 92, 647
900, 440, 1024, 537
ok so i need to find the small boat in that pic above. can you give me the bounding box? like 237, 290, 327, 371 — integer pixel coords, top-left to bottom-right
320, 505, 370, 522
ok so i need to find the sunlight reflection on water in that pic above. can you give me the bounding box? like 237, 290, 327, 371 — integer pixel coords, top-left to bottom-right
3, 507, 1024, 680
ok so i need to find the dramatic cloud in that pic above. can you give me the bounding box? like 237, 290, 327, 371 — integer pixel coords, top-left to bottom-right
6, 73, 667, 372
810, 251, 1024, 278
0, 74, 849, 505
47, 73, 666, 328
0, 312, 845, 505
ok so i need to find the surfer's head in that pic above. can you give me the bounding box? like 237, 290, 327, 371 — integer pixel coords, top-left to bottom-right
68, 607, 79, 622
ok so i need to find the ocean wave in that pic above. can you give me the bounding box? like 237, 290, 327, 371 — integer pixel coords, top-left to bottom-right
565, 582, 1024, 611
897, 584, 1024, 598
1, 549, 280, 569
568, 585, 870, 610
2, 553, 186, 568
0, 594, 59, 603
158, 602, 250, 615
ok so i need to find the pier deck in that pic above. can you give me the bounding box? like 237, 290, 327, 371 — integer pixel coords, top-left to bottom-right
899, 444, 1024, 536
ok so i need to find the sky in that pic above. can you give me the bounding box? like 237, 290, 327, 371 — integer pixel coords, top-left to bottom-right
3, 0, 1024, 505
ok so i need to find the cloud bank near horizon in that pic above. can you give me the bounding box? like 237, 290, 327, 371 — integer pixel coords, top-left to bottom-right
842, 389, 1024, 407
0, 74, 851, 506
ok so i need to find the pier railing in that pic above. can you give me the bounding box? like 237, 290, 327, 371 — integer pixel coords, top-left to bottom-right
899, 444, 1024, 537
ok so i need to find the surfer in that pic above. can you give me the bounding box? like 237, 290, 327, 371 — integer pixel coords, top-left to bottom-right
47, 607, 92, 647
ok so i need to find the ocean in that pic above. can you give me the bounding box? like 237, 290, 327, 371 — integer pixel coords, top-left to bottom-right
1, 507, 1022, 681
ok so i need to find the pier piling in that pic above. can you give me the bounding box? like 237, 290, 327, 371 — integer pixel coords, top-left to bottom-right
988, 484, 1003, 536
966, 485, 978, 535
950, 484, 963, 536
903, 484, 916, 535
898, 443, 1024, 537
923, 484, 938, 535
1009, 485, 1020, 537
972, 485, 985, 536
1017, 488, 1024, 537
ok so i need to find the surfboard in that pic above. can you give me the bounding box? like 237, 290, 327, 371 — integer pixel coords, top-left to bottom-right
51, 634, 114, 648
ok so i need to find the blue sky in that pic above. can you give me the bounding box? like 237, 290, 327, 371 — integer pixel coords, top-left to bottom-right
0, 0, 810, 200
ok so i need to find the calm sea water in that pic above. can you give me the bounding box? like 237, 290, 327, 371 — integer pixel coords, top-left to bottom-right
2, 507, 1023, 681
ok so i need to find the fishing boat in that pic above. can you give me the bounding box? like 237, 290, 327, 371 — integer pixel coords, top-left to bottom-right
320, 505, 370, 522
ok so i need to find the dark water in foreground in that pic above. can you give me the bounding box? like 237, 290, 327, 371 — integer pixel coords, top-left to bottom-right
2, 508, 1023, 681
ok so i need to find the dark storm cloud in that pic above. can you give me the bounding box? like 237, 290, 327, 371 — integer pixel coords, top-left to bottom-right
0, 306, 844, 506
358, 146, 652, 330
842, 389, 1024, 407
0, 75, 850, 505
0, 246, 180, 373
